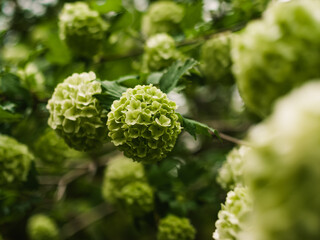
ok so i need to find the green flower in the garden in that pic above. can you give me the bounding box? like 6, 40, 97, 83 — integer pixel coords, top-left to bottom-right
200, 32, 234, 85
47, 72, 108, 151
242, 81, 320, 240
107, 85, 182, 163
213, 187, 252, 240
33, 128, 81, 165
141, 1, 184, 37
217, 146, 250, 190
59, 2, 109, 57
119, 181, 154, 216
27, 214, 59, 240
142, 33, 182, 72
232, 0, 320, 117
157, 215, 196, 240
0, 135, 34, 185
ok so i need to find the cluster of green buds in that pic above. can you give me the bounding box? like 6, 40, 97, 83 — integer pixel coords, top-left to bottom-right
241, 81, 320, 240
47, 72, 108, 151
142, 33, 182, 72
217, 146, 250, 190
107, 85, 182, 163
0, 135, 34, 185
59, 2, 109, 57
141, 1, 184, 37
27, 214, 59, 240
232, 0, 320, 117
102, 156, 154, 216
157, 214, 196, 240
213, 187, 252, 240
200, 32, 234, 85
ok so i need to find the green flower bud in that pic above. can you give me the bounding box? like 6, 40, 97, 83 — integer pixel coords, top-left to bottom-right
119, 181, 154, 216
217, 146, 250, 190
213, 187, 252, 240
241, 81, 320, 240
157, 215, 196, 240
33, 128, 81, 166
27, 214, 59, 240
142, 33, 182, 72
232, 0, 320, 117
200, 33, 234, 85
59, 2, 109, 57
47, 72, 108, 151
107, 85, 182, 163
102, 156, 146, 204
141, 1, 184, 37
0, 135, 33, 185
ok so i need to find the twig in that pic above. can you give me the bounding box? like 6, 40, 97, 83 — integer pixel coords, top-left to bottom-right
60, 202, 115, 240
218, 132, 251, 146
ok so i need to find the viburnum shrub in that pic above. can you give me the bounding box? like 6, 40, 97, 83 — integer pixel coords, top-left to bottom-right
232, 0, 320, 116
141, 1, 184, 37
213, 187, 252, 240
157, 214, 196, 240
107, 85, 182, 163
27, 214, 59, 240
0, 135, 34, 185
59, 2, 109, 57
242, 81, 320, 240
47, 72, 108, 151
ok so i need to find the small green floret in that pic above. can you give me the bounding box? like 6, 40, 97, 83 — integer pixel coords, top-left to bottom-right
107, 85, 182, 163
59, 2, 108, 57
213, 187, 252, 240
0, 135, 34, 185
141, 1, 184, 37
27, 214, 59, 240
157, 215, 196, 240
47, 72, 108, 151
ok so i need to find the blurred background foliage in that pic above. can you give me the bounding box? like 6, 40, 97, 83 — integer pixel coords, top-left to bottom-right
0, 0, 266, 239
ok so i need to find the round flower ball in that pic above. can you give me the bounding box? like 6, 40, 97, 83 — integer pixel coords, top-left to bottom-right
217, 146, 250, 190
157, 215, 196, 240
213, 187, 252, 240
142, 33, 182, 72
59, 2, 109, 57
102, 156, 146, 203
200, 32, 234, 85
47, 72, 108, 151
242, 81, 320, 240
141, 1, 184, 37
27, 214, 59, 240
119, 181, 154, 216
0, 135, 34, 185
232, 0, 320, 117
107, 85, 182, 163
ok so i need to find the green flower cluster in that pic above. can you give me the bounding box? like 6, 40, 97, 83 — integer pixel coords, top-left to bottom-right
232, 0, 320, 117
107, 85, 182, 163
213, 187, 252, 240
200, 32, 234, 85
59, 2, 108, 57
217, 146, 250, 190
142, 33, 182, 72
102, 156, 154, 216
141, 1, 184, 37
33, 128, 81, 166
27, 214, 59, 240
157, 215, 196, 240
0, 135, 33, 185
242, 81, 320, 240
47, 72, 108, 151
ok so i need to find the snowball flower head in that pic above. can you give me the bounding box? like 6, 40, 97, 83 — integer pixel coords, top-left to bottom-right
107, 85, 182, 163
47, 72, 108, 151
27, 214, 59, 240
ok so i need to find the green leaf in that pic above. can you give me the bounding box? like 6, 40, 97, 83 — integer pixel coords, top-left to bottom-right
159, 58, 198, 93
94, 80, 128, 110
0, 106, 22, 123
91, 0, 123, 13
177, 113, 221, 141
115, 75, 143, 88
146, 72, 163, 85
